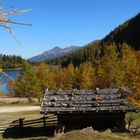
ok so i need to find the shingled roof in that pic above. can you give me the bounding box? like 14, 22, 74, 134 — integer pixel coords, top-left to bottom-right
40, 88, 136, 114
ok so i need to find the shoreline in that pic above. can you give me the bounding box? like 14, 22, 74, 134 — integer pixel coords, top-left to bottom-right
3, 68, 22, 71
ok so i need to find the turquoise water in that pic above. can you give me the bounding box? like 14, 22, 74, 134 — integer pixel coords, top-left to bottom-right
0, 70, 22, 93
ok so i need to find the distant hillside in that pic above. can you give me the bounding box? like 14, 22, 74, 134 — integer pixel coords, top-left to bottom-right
29, 46, 81, 62
102, 13, 140, 50
46, 13, 140, 67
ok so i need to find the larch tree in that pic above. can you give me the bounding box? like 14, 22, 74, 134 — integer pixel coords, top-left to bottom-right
128, 73, 140, 107
46, 65, 57, 90
79, 62, 94, 89
37, 63, 49, 93
56, 68, 67, 89
14, 61, 42, 102
99, 44, 123, 88
65, 63, 75, 89
74, 67, 80, 89
95, 65, 105, 88
120, 45, 140, 106
119, 43, 138, 87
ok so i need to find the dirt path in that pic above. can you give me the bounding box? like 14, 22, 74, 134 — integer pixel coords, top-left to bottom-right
0, 106, 40, 113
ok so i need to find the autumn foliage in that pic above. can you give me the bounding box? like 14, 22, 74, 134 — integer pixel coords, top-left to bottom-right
13, 43, 140, 104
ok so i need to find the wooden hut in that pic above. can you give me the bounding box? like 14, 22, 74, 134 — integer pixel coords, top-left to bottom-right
40, 88, 136, 131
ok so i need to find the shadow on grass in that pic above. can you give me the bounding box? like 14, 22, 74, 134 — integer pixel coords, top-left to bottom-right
3, 126, 55, 139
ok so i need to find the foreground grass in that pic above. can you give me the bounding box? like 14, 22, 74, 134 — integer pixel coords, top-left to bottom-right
49, 129, 140, 140
0, 110, 46, 140
0, 135, 49, 140
0, 110, 42, 126
0, 97, 140, 140
1, 129, 140, 140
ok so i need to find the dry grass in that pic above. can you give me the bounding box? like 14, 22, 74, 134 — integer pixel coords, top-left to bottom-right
49, 129, 140, 140
0, 110, 45, 140
0, 97, 39, 105
1, 128, 140, 140
0, 110, 42, 126
0, 97, 139, 140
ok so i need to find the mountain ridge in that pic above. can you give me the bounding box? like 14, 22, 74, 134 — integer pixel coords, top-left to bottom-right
29, 46, 81, 62
45, 12, 140, 67
30, 12, 140, 65
102, 13, 140, 50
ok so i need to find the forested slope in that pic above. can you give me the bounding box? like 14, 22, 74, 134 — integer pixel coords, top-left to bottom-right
0, 54, 25, 69
46, 13, 140, 67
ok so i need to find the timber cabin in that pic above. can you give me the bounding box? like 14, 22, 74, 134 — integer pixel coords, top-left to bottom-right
40, 88, 136, 131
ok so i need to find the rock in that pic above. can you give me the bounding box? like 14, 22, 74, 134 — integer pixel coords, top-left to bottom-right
104, 128, 112, 133
80, 127, 93, 133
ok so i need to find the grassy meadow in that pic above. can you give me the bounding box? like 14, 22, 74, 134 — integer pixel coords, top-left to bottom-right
1, 128, 140, 140
0, 108, 139, 140
0, 95, 140, 140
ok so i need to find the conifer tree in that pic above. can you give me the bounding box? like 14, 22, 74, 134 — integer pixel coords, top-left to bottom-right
79, 62, 94, 89
65, 63, 75, 89
36, 63, 49, 93
56, 68, 67, 89
14, 61, 41, 102
46, 65, 57, 90
101, 45, 117, 87
99, 44, 123, 88
74, 67, 80, 89
119, 43, 138, 87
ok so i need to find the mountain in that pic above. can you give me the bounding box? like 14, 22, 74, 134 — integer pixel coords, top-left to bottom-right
45, 12, 140, 67
102, 13, 140, 50
29, 46, 81, 62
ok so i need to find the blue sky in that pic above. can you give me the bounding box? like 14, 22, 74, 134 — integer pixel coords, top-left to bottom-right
0, 0, 140, 59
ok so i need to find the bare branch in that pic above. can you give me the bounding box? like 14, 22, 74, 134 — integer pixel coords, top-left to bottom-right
0, 19, 32, 26
0, 2, 32, 43
8, 9, 32, 15
0, 23, 11, 29
9, 28, 20, 44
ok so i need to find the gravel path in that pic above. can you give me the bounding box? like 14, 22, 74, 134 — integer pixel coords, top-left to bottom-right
0, 106, 40, 113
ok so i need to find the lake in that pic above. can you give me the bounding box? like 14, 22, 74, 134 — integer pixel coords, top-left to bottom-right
0, 70, 22, 93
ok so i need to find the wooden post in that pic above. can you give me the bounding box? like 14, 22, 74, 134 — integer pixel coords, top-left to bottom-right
43, 116, 46, 127
19, 118, 23, 132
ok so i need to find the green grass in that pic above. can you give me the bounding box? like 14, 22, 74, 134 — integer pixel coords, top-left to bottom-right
126, 112, 140, 127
